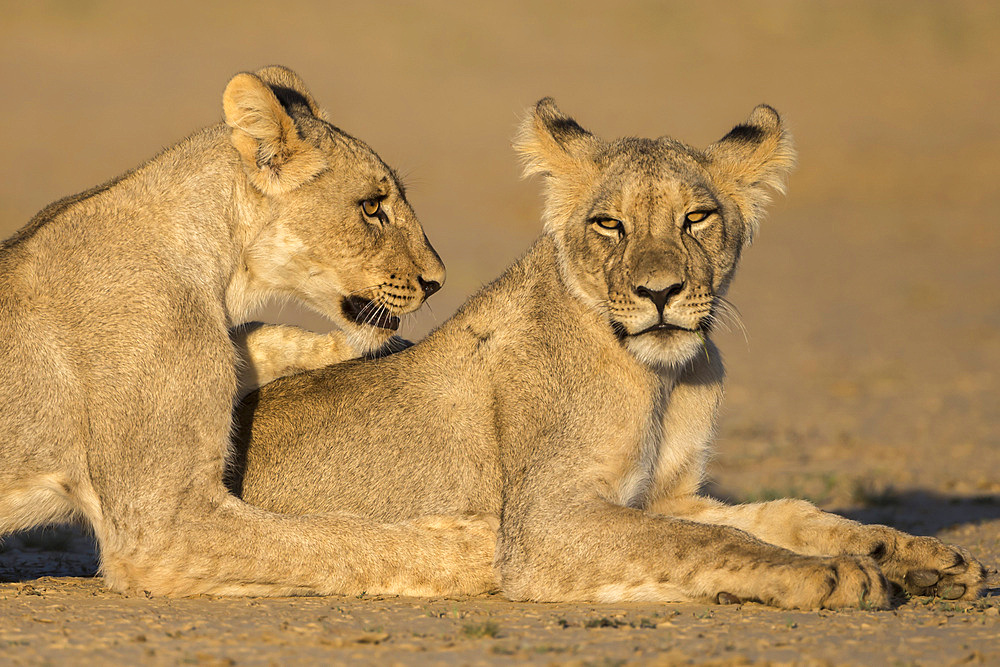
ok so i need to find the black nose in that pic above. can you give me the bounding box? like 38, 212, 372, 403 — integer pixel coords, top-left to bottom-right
633, 282, 684, 314
418, 277, 442, 299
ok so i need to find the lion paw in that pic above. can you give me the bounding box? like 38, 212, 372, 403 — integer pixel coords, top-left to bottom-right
876, 535, 987, 601
764, 555, 890, 610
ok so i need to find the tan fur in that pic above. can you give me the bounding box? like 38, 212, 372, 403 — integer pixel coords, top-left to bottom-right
235, 100, 986, 609
0, 66, 496, 597
231, 322, 399, 399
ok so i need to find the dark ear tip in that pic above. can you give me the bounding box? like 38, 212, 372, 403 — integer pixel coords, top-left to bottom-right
535, 97, 560, 117
255, 64, 296, 78
747, 104, 781, 130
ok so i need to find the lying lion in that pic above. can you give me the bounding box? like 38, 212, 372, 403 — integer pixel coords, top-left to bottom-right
0, 66, 496, 596
233, 100, 987, 609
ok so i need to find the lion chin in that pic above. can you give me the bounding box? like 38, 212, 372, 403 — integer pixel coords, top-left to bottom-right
623, 330, 705, 369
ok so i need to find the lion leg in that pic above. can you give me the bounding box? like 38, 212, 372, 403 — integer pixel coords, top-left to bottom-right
91, 484, 497, 597
650, 495, 987, 601
74, 328, 496, 597
231, 323, 363, 398
497, 497, 889, 610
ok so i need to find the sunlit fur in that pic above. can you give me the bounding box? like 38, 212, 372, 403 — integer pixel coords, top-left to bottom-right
514, 99, 794, 369
236, 100, 986, 608
0, 67, 493, 598
222, 67, 445, 357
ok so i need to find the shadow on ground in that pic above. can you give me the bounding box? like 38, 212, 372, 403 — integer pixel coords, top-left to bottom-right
708, 485, 1000, 534
832, 490, 1000, 535
0, 524, 98, 582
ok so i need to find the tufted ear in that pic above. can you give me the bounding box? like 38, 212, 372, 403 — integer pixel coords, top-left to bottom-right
253, 65, 326, 120
514, 98, 599, 180
223, 71, 327, 196
705, 105, 796, 242
515, 98, 600, 230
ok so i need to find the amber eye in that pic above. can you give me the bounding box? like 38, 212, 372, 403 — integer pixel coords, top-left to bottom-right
361, 199, 381, 217
592, 217, 623, 233
685, 210, 713, 224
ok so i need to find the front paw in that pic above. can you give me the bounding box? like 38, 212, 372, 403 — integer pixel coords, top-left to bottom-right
876, 534, 987, 601
754, 555, 890, 610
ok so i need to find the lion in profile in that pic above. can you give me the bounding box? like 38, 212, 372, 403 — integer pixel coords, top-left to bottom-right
234, 99, 987, 609
0, 66, 496, 596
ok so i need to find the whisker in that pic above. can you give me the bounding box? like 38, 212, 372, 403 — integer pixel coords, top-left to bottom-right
423, 300, 439, 326
390, 334, 409, 353
398, 311, 415, 339
594, 298, 617, 324
356, 293, 387, 323
714, 296, 749, 349
355, 301, 377, 325
703, 312, 726, 334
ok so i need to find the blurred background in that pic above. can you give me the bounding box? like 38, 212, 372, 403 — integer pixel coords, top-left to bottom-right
1, 0, 998, 517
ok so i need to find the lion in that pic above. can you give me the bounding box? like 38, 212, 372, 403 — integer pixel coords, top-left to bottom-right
0, 66, 497, 597
232, 99, 988, 609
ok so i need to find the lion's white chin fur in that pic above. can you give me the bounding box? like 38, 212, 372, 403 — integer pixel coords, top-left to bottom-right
623, 331, 705, 370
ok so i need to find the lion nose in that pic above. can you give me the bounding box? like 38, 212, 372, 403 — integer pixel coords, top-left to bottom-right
633, 282, 684, 315
418, 276, 442, 299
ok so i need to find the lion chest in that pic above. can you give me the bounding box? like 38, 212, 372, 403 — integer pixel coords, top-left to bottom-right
557, 356, 668, 510
605, 376, 671, 509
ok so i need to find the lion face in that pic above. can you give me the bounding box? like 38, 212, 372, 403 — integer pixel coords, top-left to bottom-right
516, 99, 795, 368
557, 144, 745, 367
224, 67, 444, 352
245, 131, 445, 351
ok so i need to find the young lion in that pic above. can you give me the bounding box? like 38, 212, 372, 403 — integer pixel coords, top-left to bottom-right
234, 100, 987, 609
0, 66, 497, 596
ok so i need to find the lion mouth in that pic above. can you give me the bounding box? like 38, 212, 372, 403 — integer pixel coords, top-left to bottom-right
636, 322, 690, 336
341, 296, 400, 331
611, 319, 696, 339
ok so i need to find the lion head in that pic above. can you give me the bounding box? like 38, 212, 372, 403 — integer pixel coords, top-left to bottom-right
223, 66, 445, 352
516, 99, 795, 367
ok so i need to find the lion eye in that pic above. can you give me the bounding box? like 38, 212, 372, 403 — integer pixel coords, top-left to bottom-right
361, 199, 381, 217
591, 217, 624, 235
685, 210, 712, 224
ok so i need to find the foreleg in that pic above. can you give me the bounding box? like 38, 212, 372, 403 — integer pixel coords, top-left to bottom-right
231, 323, 362, 397
650, 495, 987, 600
496, 495, 889, 610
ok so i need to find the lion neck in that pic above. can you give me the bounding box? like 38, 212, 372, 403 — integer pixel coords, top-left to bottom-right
125, 126, 277, 324
5, 126, 271, 317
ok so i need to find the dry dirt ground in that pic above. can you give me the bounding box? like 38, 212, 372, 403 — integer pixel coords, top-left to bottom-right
1, 521, 999, 666
2, 1, 999, 665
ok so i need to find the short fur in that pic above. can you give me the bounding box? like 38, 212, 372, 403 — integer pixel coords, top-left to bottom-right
0, 66, 496, 596
234, 100, 986, 608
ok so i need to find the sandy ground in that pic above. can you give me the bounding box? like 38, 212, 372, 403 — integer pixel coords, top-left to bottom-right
0, 574, 998, 666
2, 1, 999, 664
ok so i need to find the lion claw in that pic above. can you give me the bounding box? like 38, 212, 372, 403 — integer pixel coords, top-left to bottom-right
937, 583, 966, 600
905, 569, 940, 588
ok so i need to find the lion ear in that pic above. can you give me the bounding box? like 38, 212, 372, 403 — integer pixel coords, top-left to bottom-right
253, 65, 326, 120
222, 72, 327, 196
514, 98, 600, 231
705, 105, 796, 241
514, 97, 599, 180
